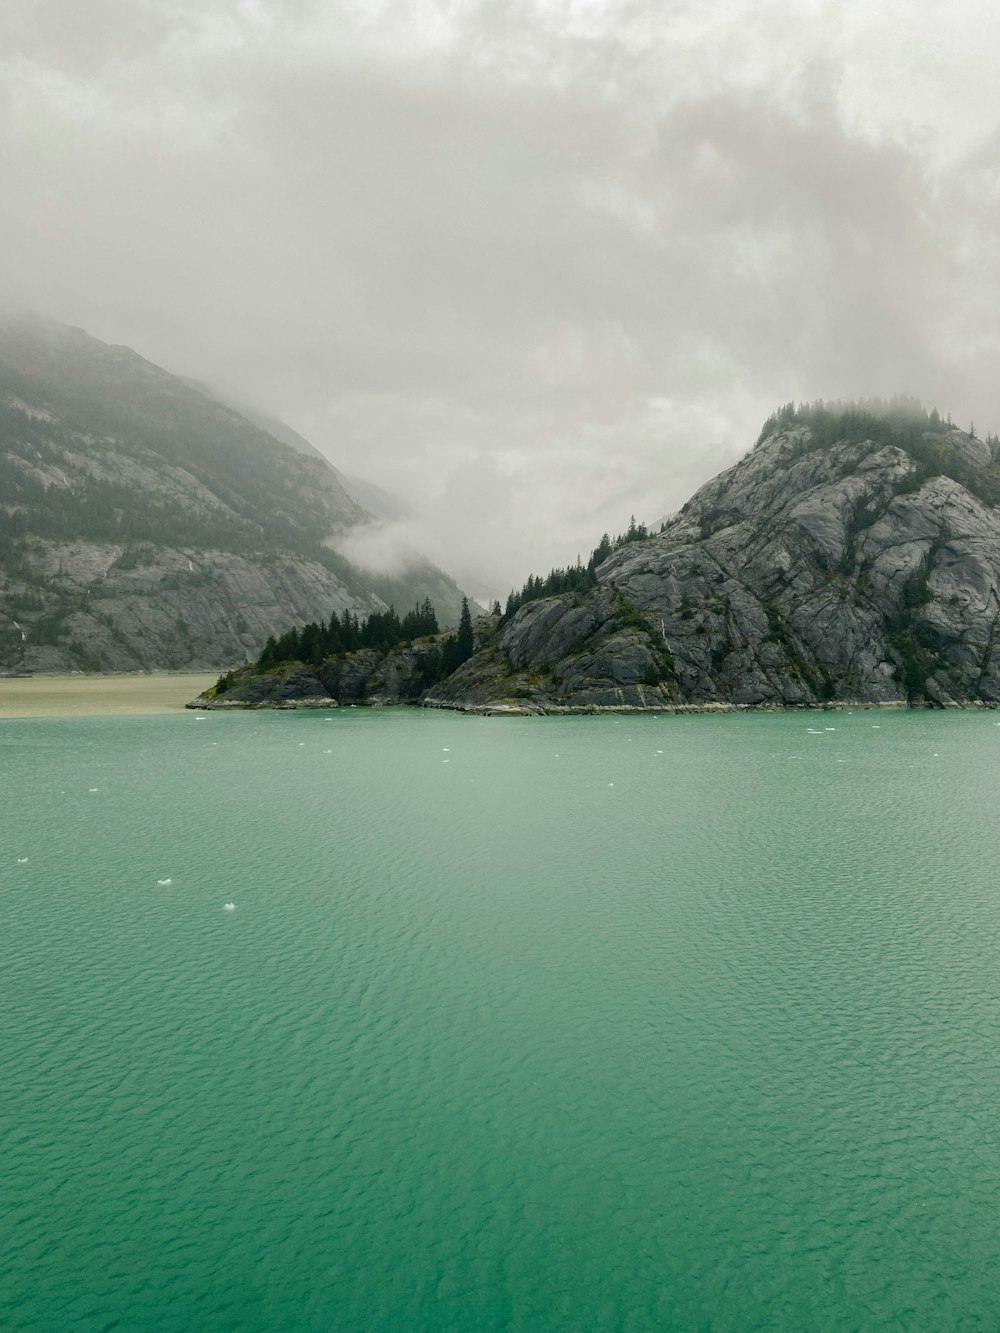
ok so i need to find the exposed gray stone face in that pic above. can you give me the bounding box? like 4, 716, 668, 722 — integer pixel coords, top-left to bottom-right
1, 542, 382, 673
195, 418, 1000, 713
429, 423, 1000, 711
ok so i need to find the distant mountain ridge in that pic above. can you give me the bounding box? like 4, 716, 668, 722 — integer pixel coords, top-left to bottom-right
0, 314, 470, 671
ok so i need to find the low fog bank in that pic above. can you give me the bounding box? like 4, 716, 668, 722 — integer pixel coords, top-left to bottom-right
300, 392, 749, 602
5, 1, 1000, 599
329, 515, 503, 609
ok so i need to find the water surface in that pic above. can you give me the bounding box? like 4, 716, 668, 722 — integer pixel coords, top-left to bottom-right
3, 708, 1000, 1330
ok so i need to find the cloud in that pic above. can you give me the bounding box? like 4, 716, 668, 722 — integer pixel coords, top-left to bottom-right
1, 1, 999, 596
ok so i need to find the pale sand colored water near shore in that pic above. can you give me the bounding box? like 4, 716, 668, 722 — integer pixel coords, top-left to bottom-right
0, 673, 216, 718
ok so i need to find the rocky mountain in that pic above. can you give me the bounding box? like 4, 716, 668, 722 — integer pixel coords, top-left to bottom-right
0, 314, 470, 671
424, 403, 1000, 711
197, 400, 1000, 713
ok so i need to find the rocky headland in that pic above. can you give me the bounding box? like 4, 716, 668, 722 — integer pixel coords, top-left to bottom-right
192, 403, 1000, 714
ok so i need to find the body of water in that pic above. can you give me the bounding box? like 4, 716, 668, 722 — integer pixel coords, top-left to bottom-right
4, 707, 1000, 1330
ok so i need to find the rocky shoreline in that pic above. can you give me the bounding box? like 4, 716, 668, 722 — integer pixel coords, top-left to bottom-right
188, 687, 994, 716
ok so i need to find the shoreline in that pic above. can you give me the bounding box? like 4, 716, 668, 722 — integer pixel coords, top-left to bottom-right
188, 692, 996, 716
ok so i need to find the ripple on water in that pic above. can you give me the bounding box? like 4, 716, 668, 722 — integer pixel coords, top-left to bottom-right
3, 709, 1000, 1330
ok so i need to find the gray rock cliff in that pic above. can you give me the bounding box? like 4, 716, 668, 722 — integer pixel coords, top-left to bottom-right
430, 412, 1000, 710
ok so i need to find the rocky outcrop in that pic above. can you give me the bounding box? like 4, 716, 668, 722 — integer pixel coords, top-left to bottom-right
191, 640, 444, 709
432, 419, 1000, 711
425, 587, 671, 711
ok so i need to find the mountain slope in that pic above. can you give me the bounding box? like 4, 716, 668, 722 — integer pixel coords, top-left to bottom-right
0, 314, 468, 671
430, 403, 1000, 710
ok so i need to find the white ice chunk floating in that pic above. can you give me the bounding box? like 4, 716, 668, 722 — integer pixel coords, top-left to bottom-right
223, 902, 236, 911
157, 878, 173, 886
16, 857, 28, 864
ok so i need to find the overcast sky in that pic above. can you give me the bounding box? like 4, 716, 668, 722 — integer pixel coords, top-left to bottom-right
3, 0, 1000, 596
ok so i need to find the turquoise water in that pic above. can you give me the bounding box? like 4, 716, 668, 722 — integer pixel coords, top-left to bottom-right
3, 707, 1000, 1331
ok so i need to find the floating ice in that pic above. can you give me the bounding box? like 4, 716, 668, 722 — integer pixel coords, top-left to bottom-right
223, 902, 236, 911
16, 857, 28, 864
88, 787, 99, 793
157, 878, 173, 886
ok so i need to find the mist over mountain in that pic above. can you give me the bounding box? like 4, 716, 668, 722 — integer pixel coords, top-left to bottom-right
5, 3, 1000, 598
338, 473, 413, 525
0, 314, 471, 671
179, 381, 328, 464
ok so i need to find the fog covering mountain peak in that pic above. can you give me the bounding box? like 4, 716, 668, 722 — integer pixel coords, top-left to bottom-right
0, 313, 471, 671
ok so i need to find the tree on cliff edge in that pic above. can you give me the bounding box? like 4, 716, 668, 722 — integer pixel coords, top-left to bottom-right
441, 596, 475, 677
456, 597, 474, 660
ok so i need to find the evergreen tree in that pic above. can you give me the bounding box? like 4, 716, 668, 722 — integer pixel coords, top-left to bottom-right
440, 597, 475, 677
400, 598, 439, 640
299, 621, 324, 664
251, 598, 444, 673
456, 596, 474, 660
258, 635, 278, 670
324, 611, 343, 656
